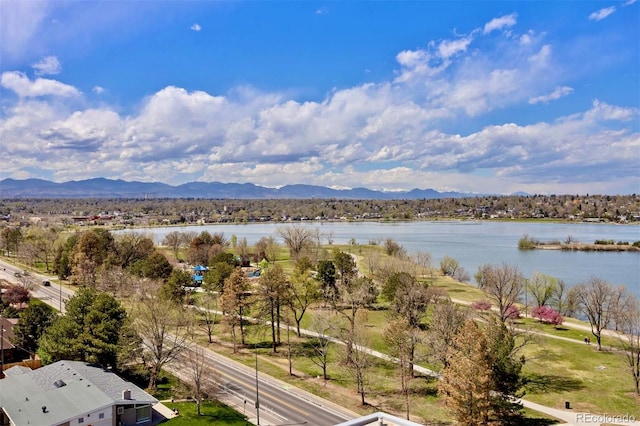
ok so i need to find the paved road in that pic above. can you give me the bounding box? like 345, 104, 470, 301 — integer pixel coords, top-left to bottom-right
0, 258, 357, 425
169, 344, 357, 426
0, 258, 73, 313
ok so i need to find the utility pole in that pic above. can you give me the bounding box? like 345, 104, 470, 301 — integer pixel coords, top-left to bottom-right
1, 311, 5, 376
255, 343, 260, 425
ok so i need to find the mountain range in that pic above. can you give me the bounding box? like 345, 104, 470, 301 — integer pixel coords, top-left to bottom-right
0, 178, 476, 199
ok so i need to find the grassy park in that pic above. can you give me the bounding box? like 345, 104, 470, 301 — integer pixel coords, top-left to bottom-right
4, 231, 638, 425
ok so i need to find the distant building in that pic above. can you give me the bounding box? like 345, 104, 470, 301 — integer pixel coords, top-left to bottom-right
0, 360, 159, 426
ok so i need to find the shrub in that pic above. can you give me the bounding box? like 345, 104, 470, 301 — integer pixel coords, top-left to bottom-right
504, 305, 521, 320
531, 305, 563, 327
472, 299, 492, 311
518, 234, 538, 249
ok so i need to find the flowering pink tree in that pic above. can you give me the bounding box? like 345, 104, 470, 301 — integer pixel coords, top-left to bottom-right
504, 305, 521, 320
532, 305, 563, 327
471, 299, 492, 311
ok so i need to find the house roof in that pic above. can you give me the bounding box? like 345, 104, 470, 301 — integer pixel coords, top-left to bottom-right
0, 317, 17, 351
0, 360, 157, 426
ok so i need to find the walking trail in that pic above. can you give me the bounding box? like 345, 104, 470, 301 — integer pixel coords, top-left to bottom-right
194, 305, 639, 426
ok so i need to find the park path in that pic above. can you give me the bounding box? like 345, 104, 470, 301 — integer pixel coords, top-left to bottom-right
193, 305, 640, 426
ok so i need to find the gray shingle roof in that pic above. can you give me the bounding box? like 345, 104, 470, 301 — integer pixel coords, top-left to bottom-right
0, 360, 157, 426
30, 361, 157, 403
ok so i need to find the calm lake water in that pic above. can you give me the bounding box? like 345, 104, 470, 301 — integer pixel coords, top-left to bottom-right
119, 221, 640, 296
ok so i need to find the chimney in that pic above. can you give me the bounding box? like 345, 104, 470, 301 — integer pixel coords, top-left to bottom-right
122, 389, 131, 400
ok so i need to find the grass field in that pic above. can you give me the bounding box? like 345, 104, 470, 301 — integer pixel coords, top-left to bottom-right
521, 335, 639, 417
162, 400, 249, 425
6, 240, 638, 424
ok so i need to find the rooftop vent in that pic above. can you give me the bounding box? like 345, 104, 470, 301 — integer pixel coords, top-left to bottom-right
122, 389, 131, 400
53, 380, 66, 388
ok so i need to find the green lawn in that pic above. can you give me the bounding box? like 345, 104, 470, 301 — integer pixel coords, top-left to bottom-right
521, 335, 640, 417
187, 243, 639, 423
162, 400, 248, 425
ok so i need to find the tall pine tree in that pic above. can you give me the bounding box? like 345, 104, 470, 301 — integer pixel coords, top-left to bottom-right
439, 319, 495, 426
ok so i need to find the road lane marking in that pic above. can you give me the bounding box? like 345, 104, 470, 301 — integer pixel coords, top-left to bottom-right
216, 369, 310, 416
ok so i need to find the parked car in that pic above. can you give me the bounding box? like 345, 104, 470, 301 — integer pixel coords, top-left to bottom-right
42, 280, 51, 286
14, 272, 21, 277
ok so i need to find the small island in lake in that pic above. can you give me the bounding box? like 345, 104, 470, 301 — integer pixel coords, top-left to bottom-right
518, 235, 640, 252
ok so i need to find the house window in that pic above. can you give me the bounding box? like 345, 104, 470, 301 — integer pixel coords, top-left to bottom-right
78, 418, 84, 424
135, 406, 151, 423
99, 413, 105, 419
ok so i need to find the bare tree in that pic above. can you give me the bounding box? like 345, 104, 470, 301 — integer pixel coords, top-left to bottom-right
475, 263, 525, 323
96, 266, 133, 298
23, 226, 59, 272
199, 292, 219, 344
254, 264, 290, 352
277, 225, 315, 259
132, 279, 192, 390
575, 277, 622, 350
334, 276, 378, 358
616, 295, 640, 395
255, 236, 280, 263
325, 231, 335, 245
308, 313, 337, 382
343, 313, 373, 406
185, 344, 216, 415
552, 279, 579, 317
384, 318, 416, 419
384, 272, 441, 376
426, 299, 468, 369
162, 231, 185, 261
410, 251, 433, 279
220, 268, 251, 352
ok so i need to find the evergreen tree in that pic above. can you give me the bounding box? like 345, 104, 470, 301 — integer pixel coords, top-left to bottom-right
439, 320, 495, 426
316, 260, 337, 305
12, 303, 56, 357
38, 288, 127, 369
486, 319, 526, 422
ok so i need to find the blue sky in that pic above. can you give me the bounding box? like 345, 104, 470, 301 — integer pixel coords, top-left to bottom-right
0, 1, 638, 194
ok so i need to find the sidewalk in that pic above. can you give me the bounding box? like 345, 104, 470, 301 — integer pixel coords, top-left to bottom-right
520, 399, 640, 426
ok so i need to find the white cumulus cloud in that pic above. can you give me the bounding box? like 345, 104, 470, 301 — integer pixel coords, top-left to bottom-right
438, 35, 474, 59
1, 72, 81, 98
483, 13, 518, 34
190, 23, 201, 31
32, 56, 62, 75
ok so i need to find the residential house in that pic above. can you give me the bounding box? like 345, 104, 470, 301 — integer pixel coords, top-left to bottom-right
0, 360, 159, 426
0, 317, 20, 368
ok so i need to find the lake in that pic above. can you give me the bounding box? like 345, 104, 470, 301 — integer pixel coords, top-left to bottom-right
118, 221, 640, 296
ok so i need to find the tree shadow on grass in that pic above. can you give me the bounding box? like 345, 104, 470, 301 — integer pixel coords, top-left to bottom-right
514, 417, 562, 426
525, 373, 585, 393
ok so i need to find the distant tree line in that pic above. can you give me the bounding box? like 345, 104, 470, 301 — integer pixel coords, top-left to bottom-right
1, 193, 639, 226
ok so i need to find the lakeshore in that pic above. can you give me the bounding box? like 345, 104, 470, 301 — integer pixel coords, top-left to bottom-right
532, 243, 640, 252
115, 220, 640, 294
